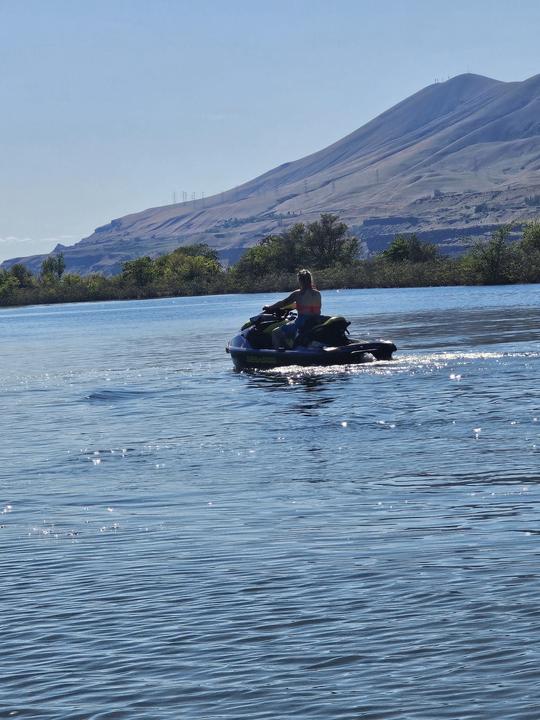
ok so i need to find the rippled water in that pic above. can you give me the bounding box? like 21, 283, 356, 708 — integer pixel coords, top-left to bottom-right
1, 285, 539, 719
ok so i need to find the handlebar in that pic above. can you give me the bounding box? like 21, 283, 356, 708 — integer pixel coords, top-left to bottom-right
262, 306, 292, 318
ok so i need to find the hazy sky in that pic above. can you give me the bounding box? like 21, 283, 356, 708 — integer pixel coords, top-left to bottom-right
1, 0, 539, 262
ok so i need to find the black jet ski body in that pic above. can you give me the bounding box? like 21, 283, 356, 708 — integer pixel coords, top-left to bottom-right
226, 311, 396, 371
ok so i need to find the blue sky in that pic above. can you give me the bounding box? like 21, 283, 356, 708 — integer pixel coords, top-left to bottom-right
1, 0, 539, 261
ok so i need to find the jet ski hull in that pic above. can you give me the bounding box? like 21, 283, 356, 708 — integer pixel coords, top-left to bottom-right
226, 336, 396, 371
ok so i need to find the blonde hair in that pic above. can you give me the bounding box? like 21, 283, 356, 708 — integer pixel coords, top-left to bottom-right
297, 269, 313, 289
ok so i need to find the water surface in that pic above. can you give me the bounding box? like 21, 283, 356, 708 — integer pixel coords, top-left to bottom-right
1, 285, 539, 719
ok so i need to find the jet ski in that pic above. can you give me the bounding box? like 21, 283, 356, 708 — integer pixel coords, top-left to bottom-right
226, 309, 397, 371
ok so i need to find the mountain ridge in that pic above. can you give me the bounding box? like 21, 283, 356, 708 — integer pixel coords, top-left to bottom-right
5, 73, 540, 275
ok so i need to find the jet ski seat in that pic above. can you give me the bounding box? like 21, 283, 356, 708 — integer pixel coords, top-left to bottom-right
297, 315, 351, 347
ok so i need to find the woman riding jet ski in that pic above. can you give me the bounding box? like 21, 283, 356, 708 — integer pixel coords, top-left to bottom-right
264, 269, 323, 350
226, 269, 397, 370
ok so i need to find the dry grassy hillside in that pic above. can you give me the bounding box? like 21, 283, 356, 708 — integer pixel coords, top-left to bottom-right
6, 73, 540, 275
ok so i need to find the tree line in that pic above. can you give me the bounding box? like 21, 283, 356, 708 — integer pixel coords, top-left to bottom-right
1, 214, 540, 307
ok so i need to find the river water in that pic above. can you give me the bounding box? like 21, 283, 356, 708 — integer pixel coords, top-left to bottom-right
1, 285, 539, 719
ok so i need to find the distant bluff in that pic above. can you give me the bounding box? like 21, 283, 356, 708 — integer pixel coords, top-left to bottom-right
5, 73, 540, 275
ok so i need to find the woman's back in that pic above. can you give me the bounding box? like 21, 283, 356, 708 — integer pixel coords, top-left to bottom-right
295, 287, 321, 316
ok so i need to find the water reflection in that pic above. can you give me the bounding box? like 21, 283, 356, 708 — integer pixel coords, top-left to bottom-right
242, 366, 350, 388
240, 366, 355, 414
246, 369, 324, 388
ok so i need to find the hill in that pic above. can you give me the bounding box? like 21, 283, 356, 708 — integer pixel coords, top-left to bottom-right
5, 73, 540, 274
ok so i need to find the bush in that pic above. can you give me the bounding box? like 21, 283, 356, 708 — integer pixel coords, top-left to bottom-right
463, 226, 517, 284
382, 234, 439, 263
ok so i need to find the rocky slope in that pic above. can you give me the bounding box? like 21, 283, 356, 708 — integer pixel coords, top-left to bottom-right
6, 73, 540, 274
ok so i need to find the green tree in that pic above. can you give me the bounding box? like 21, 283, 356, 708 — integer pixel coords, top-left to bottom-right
521, 220, 540, 253
466, 225, 515, 284
41, 253, 65, 280
0, 273, 20, 301
233, 214, 359, 281
85, 274, 111, 300
232, 232, 297, 279
9, 263, 34, 288
156, 250, 221, 292
382, 234, 439, 263
270, 223, 309, 272
303, 213, 359, 269
121, 256, 155, 288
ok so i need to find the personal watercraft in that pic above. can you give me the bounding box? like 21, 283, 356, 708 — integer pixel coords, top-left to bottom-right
226, 309, 397, 371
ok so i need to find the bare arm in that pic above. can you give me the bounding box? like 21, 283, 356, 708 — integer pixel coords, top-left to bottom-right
263, 290, 299, 312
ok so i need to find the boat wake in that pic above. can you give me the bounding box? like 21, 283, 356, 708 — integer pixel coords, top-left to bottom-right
247, 349, 539, 382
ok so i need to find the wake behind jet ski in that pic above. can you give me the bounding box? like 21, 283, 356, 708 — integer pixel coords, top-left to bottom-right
226, 308, 397, 371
